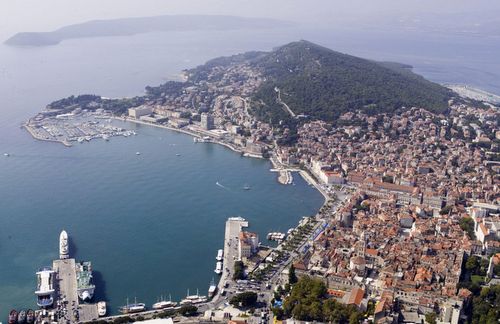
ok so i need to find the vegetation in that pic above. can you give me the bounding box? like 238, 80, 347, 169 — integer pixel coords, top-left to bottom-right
179, 304, 198, 316
230, 291, 258, 308
470, 285, 500, 324
251, 40, 453, 126
425, 312, 437, 324
233, 260, 245, 280
288, 264, 298, 284
460, 217, 476, 240
281, 276, 362, 323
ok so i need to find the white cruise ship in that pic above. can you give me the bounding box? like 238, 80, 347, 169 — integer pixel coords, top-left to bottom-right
59, 230, 69, 259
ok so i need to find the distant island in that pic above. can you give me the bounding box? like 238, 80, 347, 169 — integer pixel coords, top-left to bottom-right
4, 15, 294, 46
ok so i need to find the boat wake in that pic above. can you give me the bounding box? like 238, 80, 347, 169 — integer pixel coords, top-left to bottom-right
216, 181, 230, 190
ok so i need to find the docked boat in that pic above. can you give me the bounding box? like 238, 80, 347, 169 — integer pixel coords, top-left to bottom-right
76, 261, 95, 301
8, 310, 17, 324
152, 295, 177, 310
59, 230, 69, 259
208, 279, 217, 299
35, 267, 56, 308
216, 249, 223, 261
214, 261, 223, 275
17, 310, 26, 324
180, 289, 207, 305
26, 310, 35, 324
119, 298, 146, 314
97, 301, 107, 317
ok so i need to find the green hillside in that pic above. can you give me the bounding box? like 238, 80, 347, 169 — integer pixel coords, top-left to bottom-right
250, 40, 453, 124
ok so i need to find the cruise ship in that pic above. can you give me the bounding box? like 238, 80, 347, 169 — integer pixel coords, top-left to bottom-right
35, 267, 56, 307
119, 298, 146, 314
59, 230, 69, 259
180, 289, 207, 305
76, 261, 95, 301
216, 249, 223, 261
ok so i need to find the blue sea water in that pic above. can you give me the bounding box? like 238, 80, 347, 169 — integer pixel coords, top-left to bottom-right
0, 26, 498, 318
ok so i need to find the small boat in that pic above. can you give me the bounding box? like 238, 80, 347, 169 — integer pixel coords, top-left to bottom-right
26, 310, 35, 324
17, 310, 26, 324
176, 153, 181, 156
214, 261, 223, 275
208, 279, 217, 299
8, 310, 18, 324
243, 184, 251, 190
216, 249, 223, 261
4, 153, 9, 157
97, 301, 107, 317
119, 297, 146, 314
136, 152, 141, 155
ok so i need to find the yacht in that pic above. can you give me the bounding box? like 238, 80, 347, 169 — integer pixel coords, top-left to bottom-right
35, 267, 56, 307
152, 295, 177, 310
119, 297, 146, 314
208, 279, 217, 299
216, 249, 223, 261
97, 301, 107, 317
59, 230, 69, 259
180, 289, 207, 305
214, 261, 223, 275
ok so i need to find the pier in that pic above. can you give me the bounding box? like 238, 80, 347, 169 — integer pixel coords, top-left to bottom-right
52, 258, 99, 323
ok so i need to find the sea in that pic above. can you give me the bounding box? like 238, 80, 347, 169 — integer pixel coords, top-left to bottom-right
0, 25, 499, 318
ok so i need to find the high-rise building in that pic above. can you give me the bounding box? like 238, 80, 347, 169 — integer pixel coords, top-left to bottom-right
201, 113, 214, 130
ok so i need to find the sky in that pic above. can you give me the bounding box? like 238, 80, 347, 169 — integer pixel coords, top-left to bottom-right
1, 0, 500, 40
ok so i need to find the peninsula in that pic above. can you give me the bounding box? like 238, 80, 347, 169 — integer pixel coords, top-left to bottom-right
4, 15, 294, 46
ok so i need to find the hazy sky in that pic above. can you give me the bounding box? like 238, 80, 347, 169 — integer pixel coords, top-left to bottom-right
1, 0, 499, 40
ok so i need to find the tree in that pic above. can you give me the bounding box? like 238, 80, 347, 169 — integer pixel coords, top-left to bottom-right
288, 264, 298, 284
425, 312, 437, 324
179, 305, 198, 316
230, 292, 258, 308
233, 261, 245, 280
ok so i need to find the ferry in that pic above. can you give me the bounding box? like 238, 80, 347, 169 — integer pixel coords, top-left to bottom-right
17, 310, 26, 324
214, 261, 223, 275
119, 298, 146, 314
59, 230, 69, 259
35, 267, 56, 307
76, 261, 95, 301
8, 310, 17, 324
216, 249, 223, 261
180, 289, 207, 305
97, 301, 107, 317
152, 295, 177, 310
26, 310, 35, 324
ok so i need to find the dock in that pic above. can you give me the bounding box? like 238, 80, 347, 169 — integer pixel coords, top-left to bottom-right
53, 258, 99, 323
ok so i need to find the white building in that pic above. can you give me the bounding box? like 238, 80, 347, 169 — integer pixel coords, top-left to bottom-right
128, 106, 153, 119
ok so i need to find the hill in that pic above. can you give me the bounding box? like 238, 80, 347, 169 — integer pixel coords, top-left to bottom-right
4, 15, 294, 46
249, 41, 453, 124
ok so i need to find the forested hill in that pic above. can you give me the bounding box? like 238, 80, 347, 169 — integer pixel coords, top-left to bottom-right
250, 40, 453, 123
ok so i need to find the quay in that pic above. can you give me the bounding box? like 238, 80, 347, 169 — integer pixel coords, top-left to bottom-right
52, 258, 99, 323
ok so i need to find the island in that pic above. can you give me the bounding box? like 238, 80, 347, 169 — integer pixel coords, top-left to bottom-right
4, 15, 294, 46
23, 40, 500, 323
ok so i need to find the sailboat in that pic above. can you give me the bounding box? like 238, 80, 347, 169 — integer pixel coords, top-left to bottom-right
152, 294, 177, 310
119, 297, 146, 314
